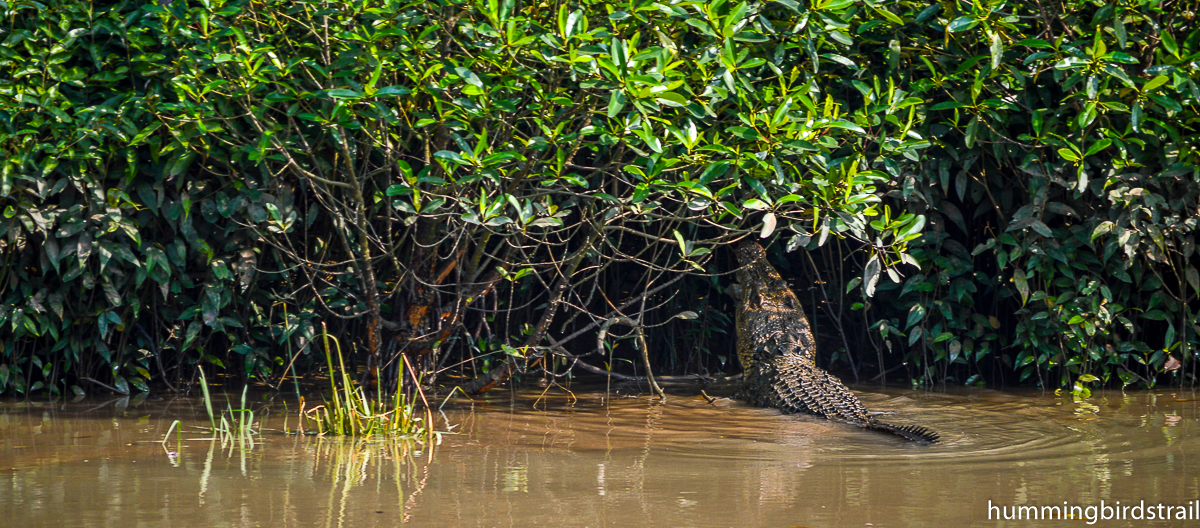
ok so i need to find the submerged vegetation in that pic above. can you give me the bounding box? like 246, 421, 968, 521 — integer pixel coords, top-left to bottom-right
163, 331, 435, 444
159, 366, 258, 455
0, 0, 1197, 399
198, 366, 258, 445
299, 324, 434, 438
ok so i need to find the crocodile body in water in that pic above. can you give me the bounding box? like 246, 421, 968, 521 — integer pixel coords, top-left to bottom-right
731, 241, 939, 443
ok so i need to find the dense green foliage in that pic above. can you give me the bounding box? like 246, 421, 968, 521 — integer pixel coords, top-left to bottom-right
0, 0, 1196, 396
853, 0, 1200, 390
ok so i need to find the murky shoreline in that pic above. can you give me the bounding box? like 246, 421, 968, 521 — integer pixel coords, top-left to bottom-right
2, 386, 1198, 527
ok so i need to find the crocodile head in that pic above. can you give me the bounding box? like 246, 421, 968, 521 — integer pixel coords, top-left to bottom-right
732, 241, 808, 371
733, 241, 793, 310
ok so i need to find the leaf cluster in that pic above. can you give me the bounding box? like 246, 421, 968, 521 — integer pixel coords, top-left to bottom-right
1, 0, 1196, 394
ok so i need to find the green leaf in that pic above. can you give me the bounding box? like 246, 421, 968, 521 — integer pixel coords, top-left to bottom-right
433, 150, 466, 165
788, 233, 812, 252
608, 90, 626, 117
772, 0, 801, 12
873, 6, 904, 25
611, 37, 627, 71
825, 120, 865, 134
685, 18, 717, 37
1113, 16, 1127, 48
453, 67, 484, 88
905, 304, 926, 329
1143, 75, 1170, 93
931, 332, 954, 344
726, 2, 748, 36
1084, 138, 1112, 157
1142, 310, 1168, 321
1104, 52, 1136, 64
631, 183, 649, 203
386, 184, 413, 196
655, 92, 688, 107
168, 152, 196, 179
1102, 64, 1135, 88
930, 101, 967, 111
1147, 93, 1182, 113
374, 86, 411, 97
129, 122, 162, 146
606, 10, 628, 21
128, 377, 149, 392
1160, 31, 1179, 58
672, 229, 687, 256
1091, 31, 1107, 58
185, 321, 202, 347
895, 214, 926, 241
863, 255, 881, 297
325, 88, 361, 99
1029, 220, 1052, 237
964, 117, 980, 148
1078, 102, 1098, 127
1013, 268, 1030, 306
914, 3, 940, 22
989, 32, 1003, 69
947, 17, 978, 32
908, 326, 923, 346
742, 198, 769, 210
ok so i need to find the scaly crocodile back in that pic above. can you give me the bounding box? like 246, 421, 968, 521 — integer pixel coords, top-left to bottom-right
733, 243, 817, 372
733, 241, 939, 444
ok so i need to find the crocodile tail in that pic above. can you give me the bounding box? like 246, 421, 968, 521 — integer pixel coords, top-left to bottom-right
773, 356, 941, 443
792, 373, 940, 443
772, 355, 871, 419
867, 420, 940, 443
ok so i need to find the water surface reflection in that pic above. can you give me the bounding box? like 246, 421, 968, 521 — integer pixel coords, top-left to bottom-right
1, 386, 1197, 527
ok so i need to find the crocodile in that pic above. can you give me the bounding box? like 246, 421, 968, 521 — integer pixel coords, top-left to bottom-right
731, 241, 939, 443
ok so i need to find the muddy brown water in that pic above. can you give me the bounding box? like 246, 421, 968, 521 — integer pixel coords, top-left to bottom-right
1, 385, 1198, 527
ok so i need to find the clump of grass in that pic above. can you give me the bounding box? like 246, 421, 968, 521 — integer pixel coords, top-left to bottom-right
197, 366, 259, 448
159, 365, 259, 458
299, 323, 433, 440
